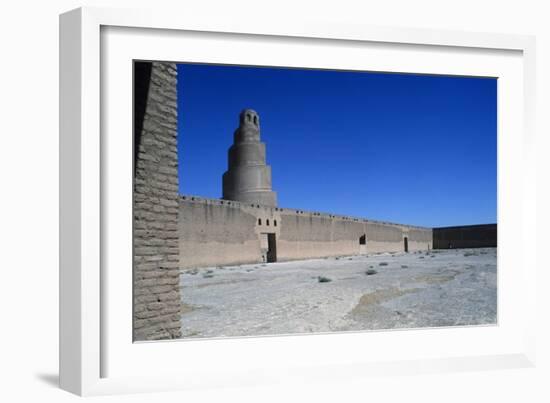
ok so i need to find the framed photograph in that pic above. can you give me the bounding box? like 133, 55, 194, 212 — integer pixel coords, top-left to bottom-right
60, 7, 537, 396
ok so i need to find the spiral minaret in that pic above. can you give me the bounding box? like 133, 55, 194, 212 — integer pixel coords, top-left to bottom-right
222, 109, 277, 207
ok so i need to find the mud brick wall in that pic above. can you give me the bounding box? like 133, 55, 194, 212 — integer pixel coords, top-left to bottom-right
133, 62, 181, 341
178, 195, 433, 270
433, 224, 497, 249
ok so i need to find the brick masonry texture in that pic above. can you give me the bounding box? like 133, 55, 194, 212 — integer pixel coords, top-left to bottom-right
133, 62, 181, 341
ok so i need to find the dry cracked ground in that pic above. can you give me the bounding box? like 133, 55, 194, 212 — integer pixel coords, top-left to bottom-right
179, 248, 497, 339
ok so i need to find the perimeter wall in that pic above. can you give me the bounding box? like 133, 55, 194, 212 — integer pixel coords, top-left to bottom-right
179, 195, 433, 269
433, 224, 497, 249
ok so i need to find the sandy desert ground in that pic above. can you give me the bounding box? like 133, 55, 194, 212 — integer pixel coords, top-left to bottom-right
179, 248, 497, 338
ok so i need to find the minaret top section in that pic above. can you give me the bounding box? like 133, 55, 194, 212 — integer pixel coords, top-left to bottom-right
234, 109, 261, 143
240, 109, 260, 128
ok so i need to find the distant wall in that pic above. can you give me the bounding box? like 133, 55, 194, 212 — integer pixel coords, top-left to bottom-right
179, 196, 432, 269
133, 62, 181, 341
433, 224, 497, 249
277, 212, 366, 260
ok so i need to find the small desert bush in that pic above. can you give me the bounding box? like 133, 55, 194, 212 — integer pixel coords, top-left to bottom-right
318, 276, 332, 283
366, 269, 377, 275
379, 262, 388, 266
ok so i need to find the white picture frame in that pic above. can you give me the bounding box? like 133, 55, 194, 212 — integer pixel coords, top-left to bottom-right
59, 6, 537, 396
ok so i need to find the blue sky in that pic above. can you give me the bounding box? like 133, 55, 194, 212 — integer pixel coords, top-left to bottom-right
176, 63, 496, 228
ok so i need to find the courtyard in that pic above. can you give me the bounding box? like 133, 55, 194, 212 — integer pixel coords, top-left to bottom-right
179, 248, 497, 338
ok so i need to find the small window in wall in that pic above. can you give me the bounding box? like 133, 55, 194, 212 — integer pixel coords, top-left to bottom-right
274, 220, 277, 227
266, 219, 270, 226
258, 218, 262, 225
359, 234, 366, 245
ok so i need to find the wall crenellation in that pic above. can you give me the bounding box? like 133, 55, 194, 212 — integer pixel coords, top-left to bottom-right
179, 194, 431, 230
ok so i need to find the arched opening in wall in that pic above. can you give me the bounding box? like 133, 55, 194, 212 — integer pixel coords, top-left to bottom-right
258, 218, 262, 225
267, 233, 277, 263
260, 233, 277, 263
404, 236, 409, 253
359, 234, 367, 254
